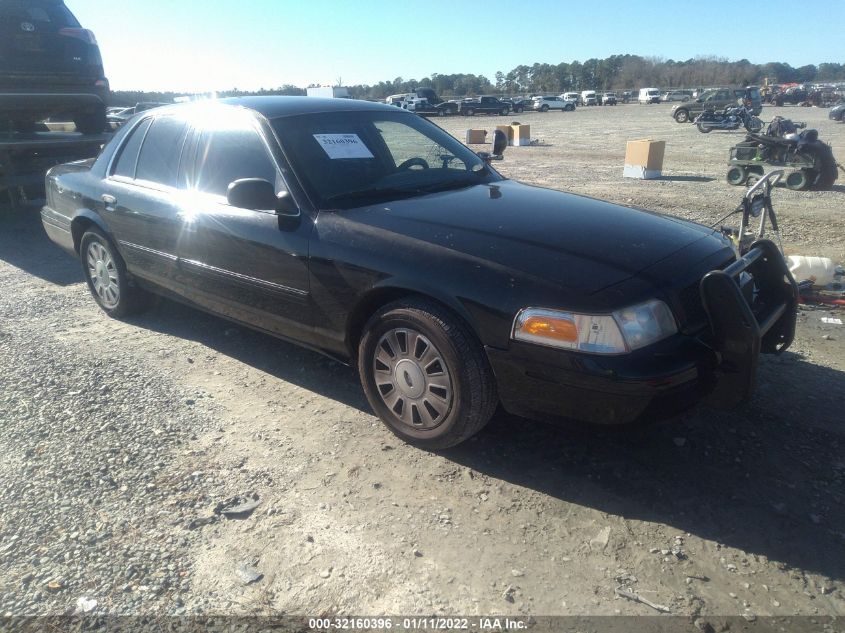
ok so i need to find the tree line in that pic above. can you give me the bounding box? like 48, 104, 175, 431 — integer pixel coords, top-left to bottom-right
112, 55, 845, 105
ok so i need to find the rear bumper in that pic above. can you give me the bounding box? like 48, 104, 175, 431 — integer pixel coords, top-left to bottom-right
487, 240, 797, 425
41, 205, 76, 256
0, 83, 108, 117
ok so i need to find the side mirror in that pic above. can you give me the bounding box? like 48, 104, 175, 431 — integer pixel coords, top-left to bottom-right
226, 178, 298, 216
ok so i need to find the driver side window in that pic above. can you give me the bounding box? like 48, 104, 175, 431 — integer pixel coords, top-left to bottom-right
194, 118, 280, 198
377, 121, 468, 171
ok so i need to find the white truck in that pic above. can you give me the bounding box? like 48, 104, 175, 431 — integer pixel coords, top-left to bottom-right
306, 86, 350, 99
638, 88, 661, 104
580, 90, 597, 106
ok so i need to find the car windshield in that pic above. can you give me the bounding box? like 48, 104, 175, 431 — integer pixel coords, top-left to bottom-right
272, 110, 499, 209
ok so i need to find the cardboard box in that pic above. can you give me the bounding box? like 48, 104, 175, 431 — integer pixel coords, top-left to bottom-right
465, 129, 487, 144
495, 125, 514, 144
511, 124, 531, 147
623, 139, 665, 179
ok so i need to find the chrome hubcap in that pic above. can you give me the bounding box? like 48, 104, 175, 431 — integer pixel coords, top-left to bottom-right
86, 241, 119, 308
373, 328, 452, 430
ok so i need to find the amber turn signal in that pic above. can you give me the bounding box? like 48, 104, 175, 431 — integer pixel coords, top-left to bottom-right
520, 315, 578, 342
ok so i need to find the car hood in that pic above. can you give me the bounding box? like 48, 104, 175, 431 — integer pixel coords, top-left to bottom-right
343, 180, 725, 295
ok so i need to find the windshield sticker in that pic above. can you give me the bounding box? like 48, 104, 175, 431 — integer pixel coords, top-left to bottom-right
313, 134, 374, 159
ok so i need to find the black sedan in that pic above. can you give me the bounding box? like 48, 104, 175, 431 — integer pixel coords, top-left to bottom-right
41, 97, 797, 448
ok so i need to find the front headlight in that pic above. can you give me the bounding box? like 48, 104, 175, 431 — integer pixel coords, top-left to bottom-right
512, 300, 677, 354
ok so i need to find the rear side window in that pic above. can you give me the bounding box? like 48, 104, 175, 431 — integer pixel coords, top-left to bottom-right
194, 124, 278, 198
135, 116, 188, 188
112, 117, 152, 179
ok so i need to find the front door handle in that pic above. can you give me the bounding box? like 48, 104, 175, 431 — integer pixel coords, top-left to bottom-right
101, 194, 116, 212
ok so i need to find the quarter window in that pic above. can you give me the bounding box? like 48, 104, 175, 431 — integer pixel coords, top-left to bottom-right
194, 124, 279, 198
135, 116, 188, 188
112, 117, 152, 180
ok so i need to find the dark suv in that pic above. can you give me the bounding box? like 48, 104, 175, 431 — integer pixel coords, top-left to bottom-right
0, 0, 109, 134
671, 86, 762, 123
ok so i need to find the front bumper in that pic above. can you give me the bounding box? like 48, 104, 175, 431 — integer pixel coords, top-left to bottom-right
487, 240, 797, 425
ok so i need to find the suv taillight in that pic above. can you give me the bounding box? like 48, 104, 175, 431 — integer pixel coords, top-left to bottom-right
58, 28, 98, 45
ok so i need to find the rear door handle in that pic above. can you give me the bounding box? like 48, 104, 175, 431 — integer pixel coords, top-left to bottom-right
101, 194, 116, 212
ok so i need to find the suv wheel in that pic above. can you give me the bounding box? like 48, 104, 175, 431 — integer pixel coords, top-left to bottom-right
358, 299, 497, 449
565, 103, 574, 111
80, 228, 151, 317
540, 104, 549, 112
74, 106, 107, 134
11, 120, 38, 133
464, 108, 475, 116
674, 109, 690, 123
500, 107, 509, 115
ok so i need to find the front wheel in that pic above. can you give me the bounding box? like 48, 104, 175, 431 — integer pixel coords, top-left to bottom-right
80, 228, 151, 317
464, 108, 474, 116
565, 104, 574, 111
358, 299, 497, 449
540, 104, 549, 112
500, 107, 510, 115
674, 109, 689, 123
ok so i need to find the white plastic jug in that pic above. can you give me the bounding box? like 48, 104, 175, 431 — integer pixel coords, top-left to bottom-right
787, 255, 837, 286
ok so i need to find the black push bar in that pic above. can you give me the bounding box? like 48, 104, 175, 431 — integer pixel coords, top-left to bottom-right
700, 239, 798, 408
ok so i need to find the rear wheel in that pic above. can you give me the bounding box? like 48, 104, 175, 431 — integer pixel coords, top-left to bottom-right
11, 120, 38, 133
785, 170, 810, 191
358, 299, 497, 449
74, 107, 107, 134
746, 117, 763, 133
80, 228, 151, 317
696, 121, 711, 133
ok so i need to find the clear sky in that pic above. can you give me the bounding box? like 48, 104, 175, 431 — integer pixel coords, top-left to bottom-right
70, 0, 845, 92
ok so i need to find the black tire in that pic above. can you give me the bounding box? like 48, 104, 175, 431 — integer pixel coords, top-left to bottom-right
80, 228, 151, 317
726, 166, 747, 185
674, 109, 689, 123
803, 141, 838, 190
358, 298, 497, 449
514, 106, 523, 113
464, 108, 474, 116
565, 104, 574, 111
11, 120, 38, 133
437, 108, 447, 117
785, 170, 809, 191
540, 104, 549, 112
696, 121, 711, 133
74, 106, 107, 134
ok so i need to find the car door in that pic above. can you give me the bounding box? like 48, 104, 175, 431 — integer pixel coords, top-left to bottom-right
174, 110, 314, 342
103, 113, 190, 292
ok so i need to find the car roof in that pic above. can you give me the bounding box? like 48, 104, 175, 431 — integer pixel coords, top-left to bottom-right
142, 96, 397, 121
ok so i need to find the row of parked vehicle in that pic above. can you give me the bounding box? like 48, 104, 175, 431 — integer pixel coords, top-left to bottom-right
386, 89, 625, 117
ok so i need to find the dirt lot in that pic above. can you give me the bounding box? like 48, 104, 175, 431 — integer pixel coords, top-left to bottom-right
1, 103, 844, 627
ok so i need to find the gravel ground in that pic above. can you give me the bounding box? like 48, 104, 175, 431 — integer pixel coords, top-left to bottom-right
1, 103, 844, 626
